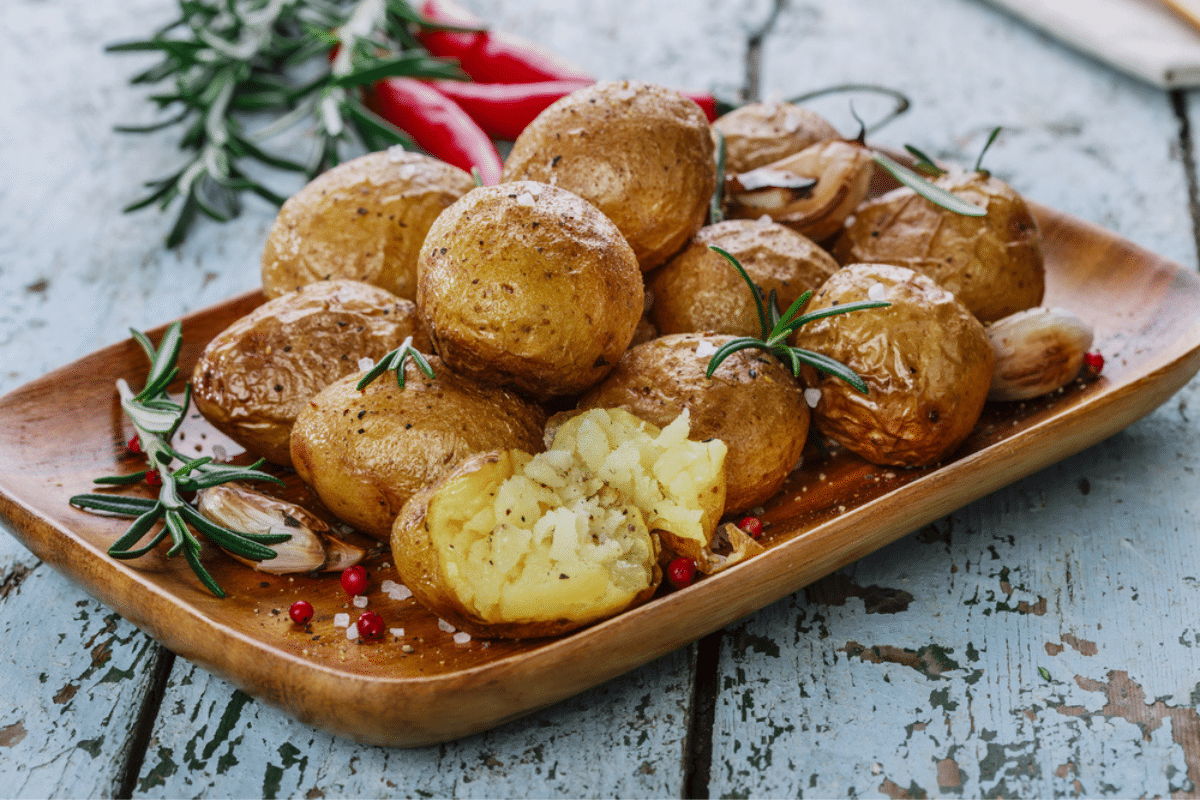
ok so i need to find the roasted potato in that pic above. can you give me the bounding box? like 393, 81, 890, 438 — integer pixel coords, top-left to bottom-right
649, 218, 839, 337
391, 407, 725, 638
792, 264, 993, 467
578, 333, 809, 512
192, 280, 429, 466
417, 182, 643, 402
261, 150, 475, 301
502, 80, 716, 270
714, 102, 839, 173
290, 358, 546, 541
832, 169, 1044, 323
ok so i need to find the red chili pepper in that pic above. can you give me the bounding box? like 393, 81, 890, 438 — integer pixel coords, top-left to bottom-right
425, 79, 590, 140
370, 77, 503, 184
419, 0, 593, 84
676, 89, 719, 122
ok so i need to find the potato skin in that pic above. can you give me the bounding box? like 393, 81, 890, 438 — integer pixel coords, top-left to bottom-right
191, 280, 429, 466
832, 170, 1044, 323
290, 359, 546, 541
502, 80, 716, 270
261, 150, 474, 301
417, 182, 643, 402
649, 219, 838, 337
792, 264, 994, 467
578, 333, 809, 512
714, 102, 839, 174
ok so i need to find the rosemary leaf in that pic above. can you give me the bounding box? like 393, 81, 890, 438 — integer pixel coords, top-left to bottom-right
872, 152, 986, 217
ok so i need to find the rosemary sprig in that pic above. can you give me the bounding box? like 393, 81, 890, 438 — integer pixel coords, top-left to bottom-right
355, 335, 435, 391
110, 0, 468, 246
703, 247, 889, 393
69, 322, 286, 597
871, 151, 986, 217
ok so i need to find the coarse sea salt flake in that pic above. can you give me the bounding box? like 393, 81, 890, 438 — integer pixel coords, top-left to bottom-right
390, 628, 405, 638
453, 631, 471, 644
346, 625, 359, 640
334, 613, 350, 628
391, 585, 413, 601
868, 282, 887, 302
381, 579, 398, 592
212, 444, 228, 463
437, 618, 456, 633
353, 595, 368, 608
399, 163, 417, 180
757, 214, 773, 224
804, 388, 822, 408
695, 340, 719, 358
387, 144, 407, 161
516, 192, 535, 206
358, 357, 375, 371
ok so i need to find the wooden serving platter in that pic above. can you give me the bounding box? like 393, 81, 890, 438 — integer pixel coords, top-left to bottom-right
0, 204, 1198, 747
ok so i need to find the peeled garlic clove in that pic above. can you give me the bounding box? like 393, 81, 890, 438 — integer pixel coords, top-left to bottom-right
987, 307, 1094, 401
197, 484, 328, 574
726, 139, 875, 241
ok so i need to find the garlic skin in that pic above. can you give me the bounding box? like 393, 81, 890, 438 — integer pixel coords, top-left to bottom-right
197, 484, 338, 574
987, 307, 1094, 401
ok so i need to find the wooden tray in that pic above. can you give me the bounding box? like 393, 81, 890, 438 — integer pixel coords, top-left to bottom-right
1, 204, 1198, 747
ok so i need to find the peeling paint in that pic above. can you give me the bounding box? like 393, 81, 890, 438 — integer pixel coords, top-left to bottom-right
840, 641, 961, 679
1060, 634, 1098, 656
0, 721, 27, 748
805, 573, 915, 614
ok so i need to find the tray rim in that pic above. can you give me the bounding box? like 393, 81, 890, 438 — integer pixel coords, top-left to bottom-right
2, 202, 1199, 746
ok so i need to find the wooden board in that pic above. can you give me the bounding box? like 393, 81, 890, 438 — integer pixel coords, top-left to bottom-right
0, 205, 1196, 747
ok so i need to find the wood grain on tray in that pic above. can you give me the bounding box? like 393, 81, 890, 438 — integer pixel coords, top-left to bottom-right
0, 205, 1198, 745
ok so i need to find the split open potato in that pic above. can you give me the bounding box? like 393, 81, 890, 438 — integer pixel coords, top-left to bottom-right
391, 408, 727, 638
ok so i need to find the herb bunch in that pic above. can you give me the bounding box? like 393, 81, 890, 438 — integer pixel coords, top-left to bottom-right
111, 0, 467, 246
70, 323, 287, 597
355, 335, 435, 390
704, 247, 889, 392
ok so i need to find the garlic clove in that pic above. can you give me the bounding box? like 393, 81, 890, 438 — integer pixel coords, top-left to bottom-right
320, 531, 370, 572
197, 484, 328, 574
987, 307, 1094, 401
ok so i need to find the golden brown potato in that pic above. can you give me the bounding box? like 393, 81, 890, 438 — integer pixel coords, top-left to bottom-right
502, 80, 716, 270
261, 150, 475, 301
417, 182, 643, 402
391, 407, 725, 638
792, 264, 993, 467
192, 280, 429, 466
725, 138, 876, 243
714, 102, 839, 173
649, 218, 839, 337
832, 169, 1044, 323
290, 358, 546, 541
578, 333, 809, 513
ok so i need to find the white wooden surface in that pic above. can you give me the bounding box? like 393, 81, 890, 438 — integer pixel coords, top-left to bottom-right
2, 0, 1199, 797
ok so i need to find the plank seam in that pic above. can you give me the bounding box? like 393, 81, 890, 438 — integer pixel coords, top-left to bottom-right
1170, 89, 1200, 271
682, 631, 722, 799
113, 643, 176, 799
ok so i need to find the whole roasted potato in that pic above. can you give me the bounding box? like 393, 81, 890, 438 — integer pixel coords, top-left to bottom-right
417, 182, 643, 402
832, 169, 1044, 323
649, 218, 838, 337
290, 358, 546, 541
714, 102, 839, 173
502, 80, 716, 270
725, 138, 876, 243
792, 264, 993, 467
261, 150, 474, 301
192, 280, 429, 466
392, 407, 725, 638
578, 333, 809, 512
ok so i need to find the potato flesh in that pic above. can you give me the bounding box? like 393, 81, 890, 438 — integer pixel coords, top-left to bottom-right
423, 409, 725, 627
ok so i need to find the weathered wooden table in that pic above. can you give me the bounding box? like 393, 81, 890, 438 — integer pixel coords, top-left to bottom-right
3, 0, 1199, 796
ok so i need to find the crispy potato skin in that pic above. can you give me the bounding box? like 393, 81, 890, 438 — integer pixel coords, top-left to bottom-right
261, 151, 474, 301
792, 264, 993, 467
502, 80, 716, 270
417, 182, 643, 402
578, 333, 808, 512
832, 170, 1044, 323
714, 102, 839, 173
649, 219, 838, 337
191, 280, 429, 466
290, 359, 546, 541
